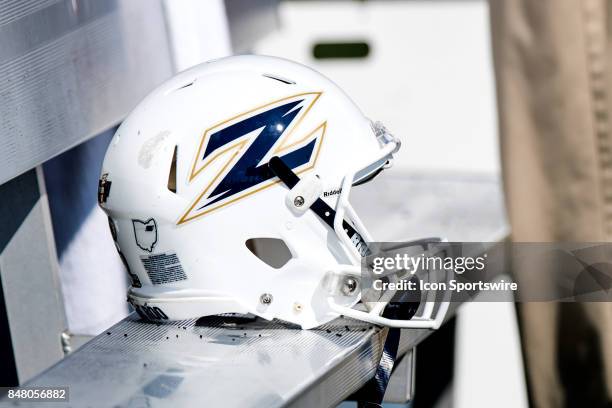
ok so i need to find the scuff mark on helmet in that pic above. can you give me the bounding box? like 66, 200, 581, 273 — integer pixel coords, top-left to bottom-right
138, 130, 171, 169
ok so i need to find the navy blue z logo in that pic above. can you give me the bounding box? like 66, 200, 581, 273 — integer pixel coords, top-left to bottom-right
179, 92, 325, 224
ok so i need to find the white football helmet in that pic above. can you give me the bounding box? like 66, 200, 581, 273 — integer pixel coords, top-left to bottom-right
99, 55, 449, 329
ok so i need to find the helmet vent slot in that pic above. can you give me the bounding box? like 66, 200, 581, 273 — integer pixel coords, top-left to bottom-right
165, 80, 195, 95
167, 145, 178, 193
262, 73, 296, 85
176, 81, 195, 90
245, 238, 293, 269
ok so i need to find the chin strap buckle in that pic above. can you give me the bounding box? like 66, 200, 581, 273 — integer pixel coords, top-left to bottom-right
268, 156, 364, 241
286, 174, 323, 214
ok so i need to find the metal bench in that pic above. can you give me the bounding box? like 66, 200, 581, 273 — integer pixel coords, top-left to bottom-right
7, 175, 506, 407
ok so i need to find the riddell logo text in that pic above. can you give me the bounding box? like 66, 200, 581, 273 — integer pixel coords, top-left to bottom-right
323, 189, 342, 197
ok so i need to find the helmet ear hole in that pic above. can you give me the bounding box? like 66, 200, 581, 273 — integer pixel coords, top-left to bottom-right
245, 238, 293, 269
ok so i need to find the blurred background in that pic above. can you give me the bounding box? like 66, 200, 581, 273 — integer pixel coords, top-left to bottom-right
4, 0, 610, 407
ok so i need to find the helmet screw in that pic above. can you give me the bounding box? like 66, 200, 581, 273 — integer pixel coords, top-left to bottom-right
294, 196, 305, 207
260, 293, 273, 305
342, 278, 358, 296
293, 302, 303, 312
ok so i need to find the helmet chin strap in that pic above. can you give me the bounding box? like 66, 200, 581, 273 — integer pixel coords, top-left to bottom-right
268, 155, 421, 407
354, 284, 420, 407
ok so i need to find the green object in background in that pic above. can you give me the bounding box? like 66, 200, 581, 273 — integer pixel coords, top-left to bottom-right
313, 41, 370, 59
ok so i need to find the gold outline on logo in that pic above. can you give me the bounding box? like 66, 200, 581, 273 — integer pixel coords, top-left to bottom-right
178, 92, 326, 225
